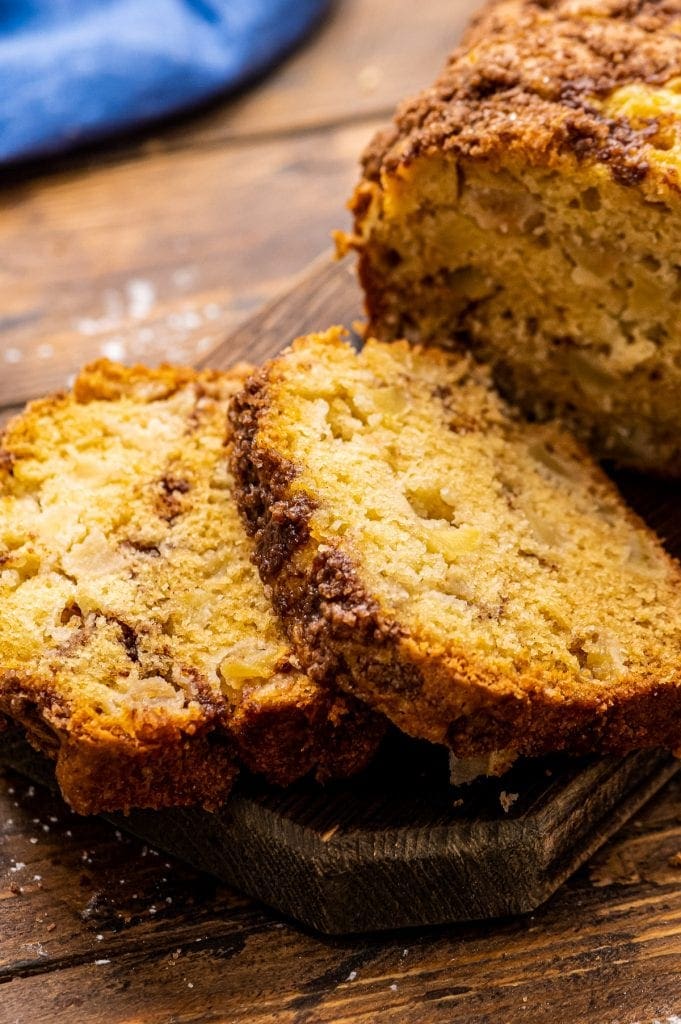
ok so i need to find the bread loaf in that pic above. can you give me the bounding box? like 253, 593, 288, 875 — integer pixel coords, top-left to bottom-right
341, 0, 681, 475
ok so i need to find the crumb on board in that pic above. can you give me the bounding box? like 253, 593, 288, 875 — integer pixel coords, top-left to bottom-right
499, 791, 519, 813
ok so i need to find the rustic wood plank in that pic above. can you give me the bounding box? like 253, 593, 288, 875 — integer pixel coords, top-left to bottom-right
181, 0, 475, 144
1, 773, 680, 1023
0, 120, 380, 412
0, 0, 479, 417
3, 726, 676, 935
0, 766, 262, 974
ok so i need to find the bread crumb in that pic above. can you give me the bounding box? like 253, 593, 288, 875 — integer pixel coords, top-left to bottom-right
499, 791, 519, 813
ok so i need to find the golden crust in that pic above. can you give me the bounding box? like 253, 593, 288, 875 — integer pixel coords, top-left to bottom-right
230, 329, 681, 760
361, 0, 681, 193
0, 360, 383, 814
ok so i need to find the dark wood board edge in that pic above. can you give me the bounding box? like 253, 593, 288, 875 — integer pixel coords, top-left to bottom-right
198, 254, 364, 372
2, 729, 677, 934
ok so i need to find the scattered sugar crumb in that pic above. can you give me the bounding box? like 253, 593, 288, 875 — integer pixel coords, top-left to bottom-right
390, 983, 398, 991
499, 791, 519, 813
23, 942, 48, 958
29, 837, 38, 845
172, 266, 198, 289
96, 934, 104, 941
10, 862, 26, 873
100, 339, 126, 361
167, 310, 201, 332
203, 303, 221, 320
5, 347, 22, 363
187, 982, 194, 989
357, 64, 382, 93
36, 343, 54, 359
127, 279, 156, 319
137, 326, 155, 344
347, 971, 357, 982
94, 959, 110, 966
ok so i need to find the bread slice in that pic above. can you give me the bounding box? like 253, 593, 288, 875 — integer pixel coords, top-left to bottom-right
230, 327, 681, 761
0, 360, 383, 814
340, 0, 681, 475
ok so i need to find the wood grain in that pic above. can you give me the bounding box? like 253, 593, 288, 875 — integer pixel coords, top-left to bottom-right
1, 767, 681, 1023
188, 0, 475, 143
3, 726, 676, 934
0, 121, 381, 412
0, 0, 479, 419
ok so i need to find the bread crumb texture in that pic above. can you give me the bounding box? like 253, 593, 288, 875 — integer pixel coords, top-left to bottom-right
0, 360, 381, 814
231, 328, 681, 758
345, 0, 681, 474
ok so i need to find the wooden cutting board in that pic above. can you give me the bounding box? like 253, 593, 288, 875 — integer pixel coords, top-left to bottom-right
2, 257, 680, 936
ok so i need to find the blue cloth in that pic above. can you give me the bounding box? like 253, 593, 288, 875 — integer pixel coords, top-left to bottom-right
0, 0, 329, 164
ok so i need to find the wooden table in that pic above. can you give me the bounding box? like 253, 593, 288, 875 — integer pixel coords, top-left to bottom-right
1, 2, 681, 1020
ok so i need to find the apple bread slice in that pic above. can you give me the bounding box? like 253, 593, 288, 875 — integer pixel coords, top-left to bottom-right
0, 359, 382, 814
230, 328, 681, 760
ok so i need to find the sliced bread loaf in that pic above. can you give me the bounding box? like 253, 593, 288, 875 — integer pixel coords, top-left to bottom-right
0, 360, 382, 814
231, 328, 681, 760
341, 0, 681, 475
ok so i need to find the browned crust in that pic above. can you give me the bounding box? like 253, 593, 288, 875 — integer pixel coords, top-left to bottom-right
0, 361, 384, 815
0, 678, 237, 815
232, 685, 384, 785
229, 354, 681, 761
359, 0, 681, 191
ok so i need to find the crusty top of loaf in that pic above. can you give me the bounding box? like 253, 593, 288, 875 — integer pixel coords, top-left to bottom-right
0, 360, 381, 813
362, 0, 681, 191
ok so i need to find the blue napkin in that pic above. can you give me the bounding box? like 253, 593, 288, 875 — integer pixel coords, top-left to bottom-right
0, 0, 329, 164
